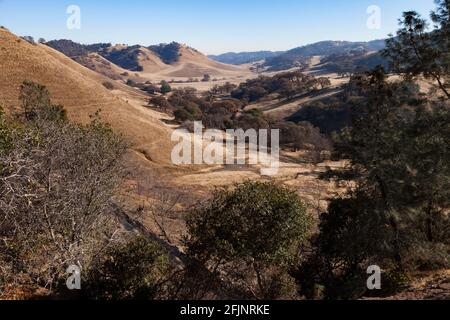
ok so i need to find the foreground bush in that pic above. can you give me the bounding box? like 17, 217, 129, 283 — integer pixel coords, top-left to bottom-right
185, 181, 313, 299
84, 235, 171, 300
0, 81, 127, 291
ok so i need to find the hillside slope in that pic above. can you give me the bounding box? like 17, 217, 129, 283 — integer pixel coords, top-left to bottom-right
46, 39, 249, 80
0, 28, 173, 165
75, 52, 132, 80
161, 45, 246, 78
101, 45, 171, 73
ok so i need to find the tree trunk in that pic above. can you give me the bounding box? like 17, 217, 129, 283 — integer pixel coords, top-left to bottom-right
375, 174, 403, 268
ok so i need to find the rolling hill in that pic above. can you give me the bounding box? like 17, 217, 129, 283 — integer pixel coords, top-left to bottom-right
161, 44, 246, 78
74, 52, 131, 80
46, 40, 248, 80
45, 39, 133, 79
0, 28, 174, 165
101, 45, 171, 73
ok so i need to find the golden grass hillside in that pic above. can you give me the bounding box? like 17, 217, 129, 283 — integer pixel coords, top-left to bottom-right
138, 44, 251, 80
0, 28, 174, 165
164, 45, 247, 77
78, 52, 131, 80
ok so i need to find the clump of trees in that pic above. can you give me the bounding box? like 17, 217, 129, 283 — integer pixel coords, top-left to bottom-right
289, 74, 423, 134
46, 40, 111, 60
288, 96, 352, 134
149, 96, 173, 111
231, 71, 330, 103
147, 72, 331, 117
100, 45, 145, 72
126, 79, 159, 94
148, 42, 182, 64
278, 121, 332, 155
209, 82, 238, 96
147, 83, 332, 157
148, 85, 331, 157
294, 67, 449, 299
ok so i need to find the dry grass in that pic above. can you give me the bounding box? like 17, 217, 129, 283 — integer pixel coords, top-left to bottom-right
78, 52, 130, 80
126, 45, 254, 85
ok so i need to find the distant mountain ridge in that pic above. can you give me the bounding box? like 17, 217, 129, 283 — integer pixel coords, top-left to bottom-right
208, 51, 284, 65
278, 39, 385, 58
209, 39, 388, 71
263, 39, 387, 71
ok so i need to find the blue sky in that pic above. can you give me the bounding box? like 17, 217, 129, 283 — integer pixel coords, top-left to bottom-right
0, 0, 437, 54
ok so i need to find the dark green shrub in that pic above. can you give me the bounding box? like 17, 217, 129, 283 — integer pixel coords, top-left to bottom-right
185, 181, 313, 299
174, 108, 195, 122
102, 81, 115, 90
85, 236, 170, 300
149, 96, 172, 110
160, 81, 172, 95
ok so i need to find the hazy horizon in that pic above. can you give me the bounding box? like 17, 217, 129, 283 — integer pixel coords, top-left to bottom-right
0, 0, 436, 55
